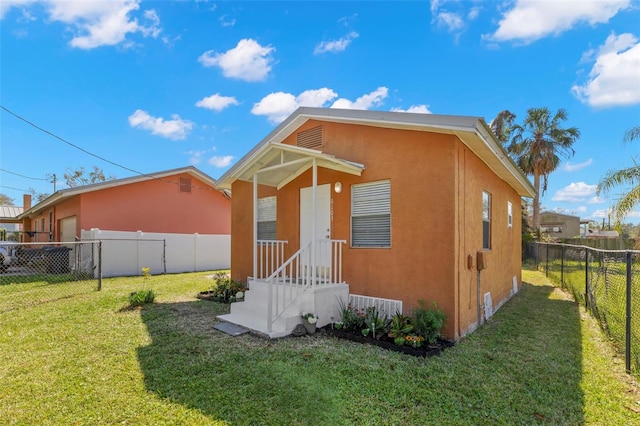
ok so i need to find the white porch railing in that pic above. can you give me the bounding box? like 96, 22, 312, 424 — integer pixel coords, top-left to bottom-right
256, 240, 288, 279
262, 239, 346, 332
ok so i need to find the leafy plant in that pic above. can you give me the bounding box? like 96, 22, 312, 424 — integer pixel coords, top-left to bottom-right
301, 312, 318, 324
337, 300, 366, 331
363, 306, 391, 340
388, 311, 413, 341
205, 273, 246, 303
128, 289, 156, 306
412, 300, 446, 344
141, 267, 151, 280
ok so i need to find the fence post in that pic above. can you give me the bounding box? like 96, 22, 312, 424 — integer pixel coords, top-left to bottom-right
626, 251, 632, 374
97, 240, 102, 291
545, 243, 549, 277
561, 245, 565, 287
585, 249, 589, 309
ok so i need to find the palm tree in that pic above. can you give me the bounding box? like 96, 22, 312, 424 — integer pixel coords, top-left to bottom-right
489, 109, 516, 145
508, 107, 581, 232
597, 125, 640, 229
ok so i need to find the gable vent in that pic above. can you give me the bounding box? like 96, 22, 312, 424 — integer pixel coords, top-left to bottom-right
296, 125, 323, 149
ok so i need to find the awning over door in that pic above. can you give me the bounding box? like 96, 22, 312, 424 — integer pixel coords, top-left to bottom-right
217, 142, 364, 190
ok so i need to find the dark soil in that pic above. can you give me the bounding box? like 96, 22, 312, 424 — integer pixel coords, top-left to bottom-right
196, 291, 230, 303
318, 326, 454, 358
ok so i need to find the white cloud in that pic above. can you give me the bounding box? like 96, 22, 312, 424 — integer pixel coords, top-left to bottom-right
128, 109, 194, 140
187, 149, 206, 165
571, 33, 640, 107
209, 155, 234, 168
436, 12, 464, 32
591, 208, 613, 218
0, 0, 35, 20
588, 196, 607, 204
251, 88, 338, 123
391, 104, 432, 114
219, 14, 235, 27
314, 31, 359, 54
38, 0, 162, 49
488, 0, 630, 44
195, 93, 239, 111
331, 87, 388, 110
575, 206, 588, 213
198, 38, 274, 82
551, 182, 597, 202
563, 158, 593, 172
252, 87, 389, 123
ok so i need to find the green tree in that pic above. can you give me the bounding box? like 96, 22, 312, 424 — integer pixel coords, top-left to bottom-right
489, 109, 516, 145
597, 125, 640, 229
64, 166, 115, 188
507, 107, 580, 232
0, 194, 14, 205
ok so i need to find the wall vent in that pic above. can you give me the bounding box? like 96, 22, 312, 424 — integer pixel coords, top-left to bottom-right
296, 125, 323, 149
179, 177, 192, 193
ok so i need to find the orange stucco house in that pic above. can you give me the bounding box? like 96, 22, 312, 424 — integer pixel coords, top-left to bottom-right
18, 166, 231, 242
216, 108, 535, 340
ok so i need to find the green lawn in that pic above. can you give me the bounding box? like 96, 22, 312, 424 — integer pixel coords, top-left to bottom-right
0, 270, 638, 425
543, 257, 640, 373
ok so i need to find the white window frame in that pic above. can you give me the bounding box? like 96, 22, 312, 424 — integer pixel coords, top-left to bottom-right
351, 180, 391, 248
507, 201, 513, 228
482, 191, 491, 250
257, 196, 277, 240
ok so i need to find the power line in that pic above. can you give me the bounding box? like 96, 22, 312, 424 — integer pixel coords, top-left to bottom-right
1, 105, 147, 176
0, 105, 219, 193
0, 168, 48, 181
0, 185, 31, 193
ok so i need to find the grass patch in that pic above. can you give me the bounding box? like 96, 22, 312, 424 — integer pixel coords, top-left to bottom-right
0, 270, 638, 424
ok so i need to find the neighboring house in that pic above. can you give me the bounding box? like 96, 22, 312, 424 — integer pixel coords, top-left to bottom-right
0, 204, 23, 240
539, 212, 581, 239
17, 166, 231, 242
216, 107, 536, 340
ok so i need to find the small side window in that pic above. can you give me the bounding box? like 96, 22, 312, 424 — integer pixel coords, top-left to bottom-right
507, 201, 513, 228
482, 191, 491, 249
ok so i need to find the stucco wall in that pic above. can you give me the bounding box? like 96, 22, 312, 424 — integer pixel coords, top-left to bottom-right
24, 172, 231, 241
230, 120, 524, 340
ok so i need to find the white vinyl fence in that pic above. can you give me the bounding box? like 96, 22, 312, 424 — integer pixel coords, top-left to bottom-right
80, 228, 230, 278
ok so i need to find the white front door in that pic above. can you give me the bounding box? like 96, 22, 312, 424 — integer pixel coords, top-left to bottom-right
300, 184, 331, 269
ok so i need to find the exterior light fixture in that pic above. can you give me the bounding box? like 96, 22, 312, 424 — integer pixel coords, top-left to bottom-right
334, 182, 342, 193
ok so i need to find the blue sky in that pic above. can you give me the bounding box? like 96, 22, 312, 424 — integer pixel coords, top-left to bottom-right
1, 0, 639, 223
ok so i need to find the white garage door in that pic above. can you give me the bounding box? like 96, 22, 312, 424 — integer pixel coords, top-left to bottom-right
59, 216, 77, 242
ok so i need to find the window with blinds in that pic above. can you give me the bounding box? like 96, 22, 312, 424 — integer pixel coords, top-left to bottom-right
351, 180, 391, 248
257, 196, 277, 240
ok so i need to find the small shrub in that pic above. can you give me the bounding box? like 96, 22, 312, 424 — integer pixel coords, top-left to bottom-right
337, 301, 366, 331
412, 299, 446, 344
129, 289, 156, 306
204, 273, 246, 303
141, 267, 151, 280
388, 311, 413, 340
363, 306, 391, 340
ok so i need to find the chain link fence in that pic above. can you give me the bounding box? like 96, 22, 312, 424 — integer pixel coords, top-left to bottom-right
0, 241, 102, 313
526, 242, 639, 375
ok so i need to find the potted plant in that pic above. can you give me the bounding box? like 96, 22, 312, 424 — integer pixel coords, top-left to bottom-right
301, 312, 318, 334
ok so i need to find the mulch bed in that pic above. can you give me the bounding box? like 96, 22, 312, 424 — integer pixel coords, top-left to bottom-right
196, 291, 229, 303
318, 326, 454, 358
